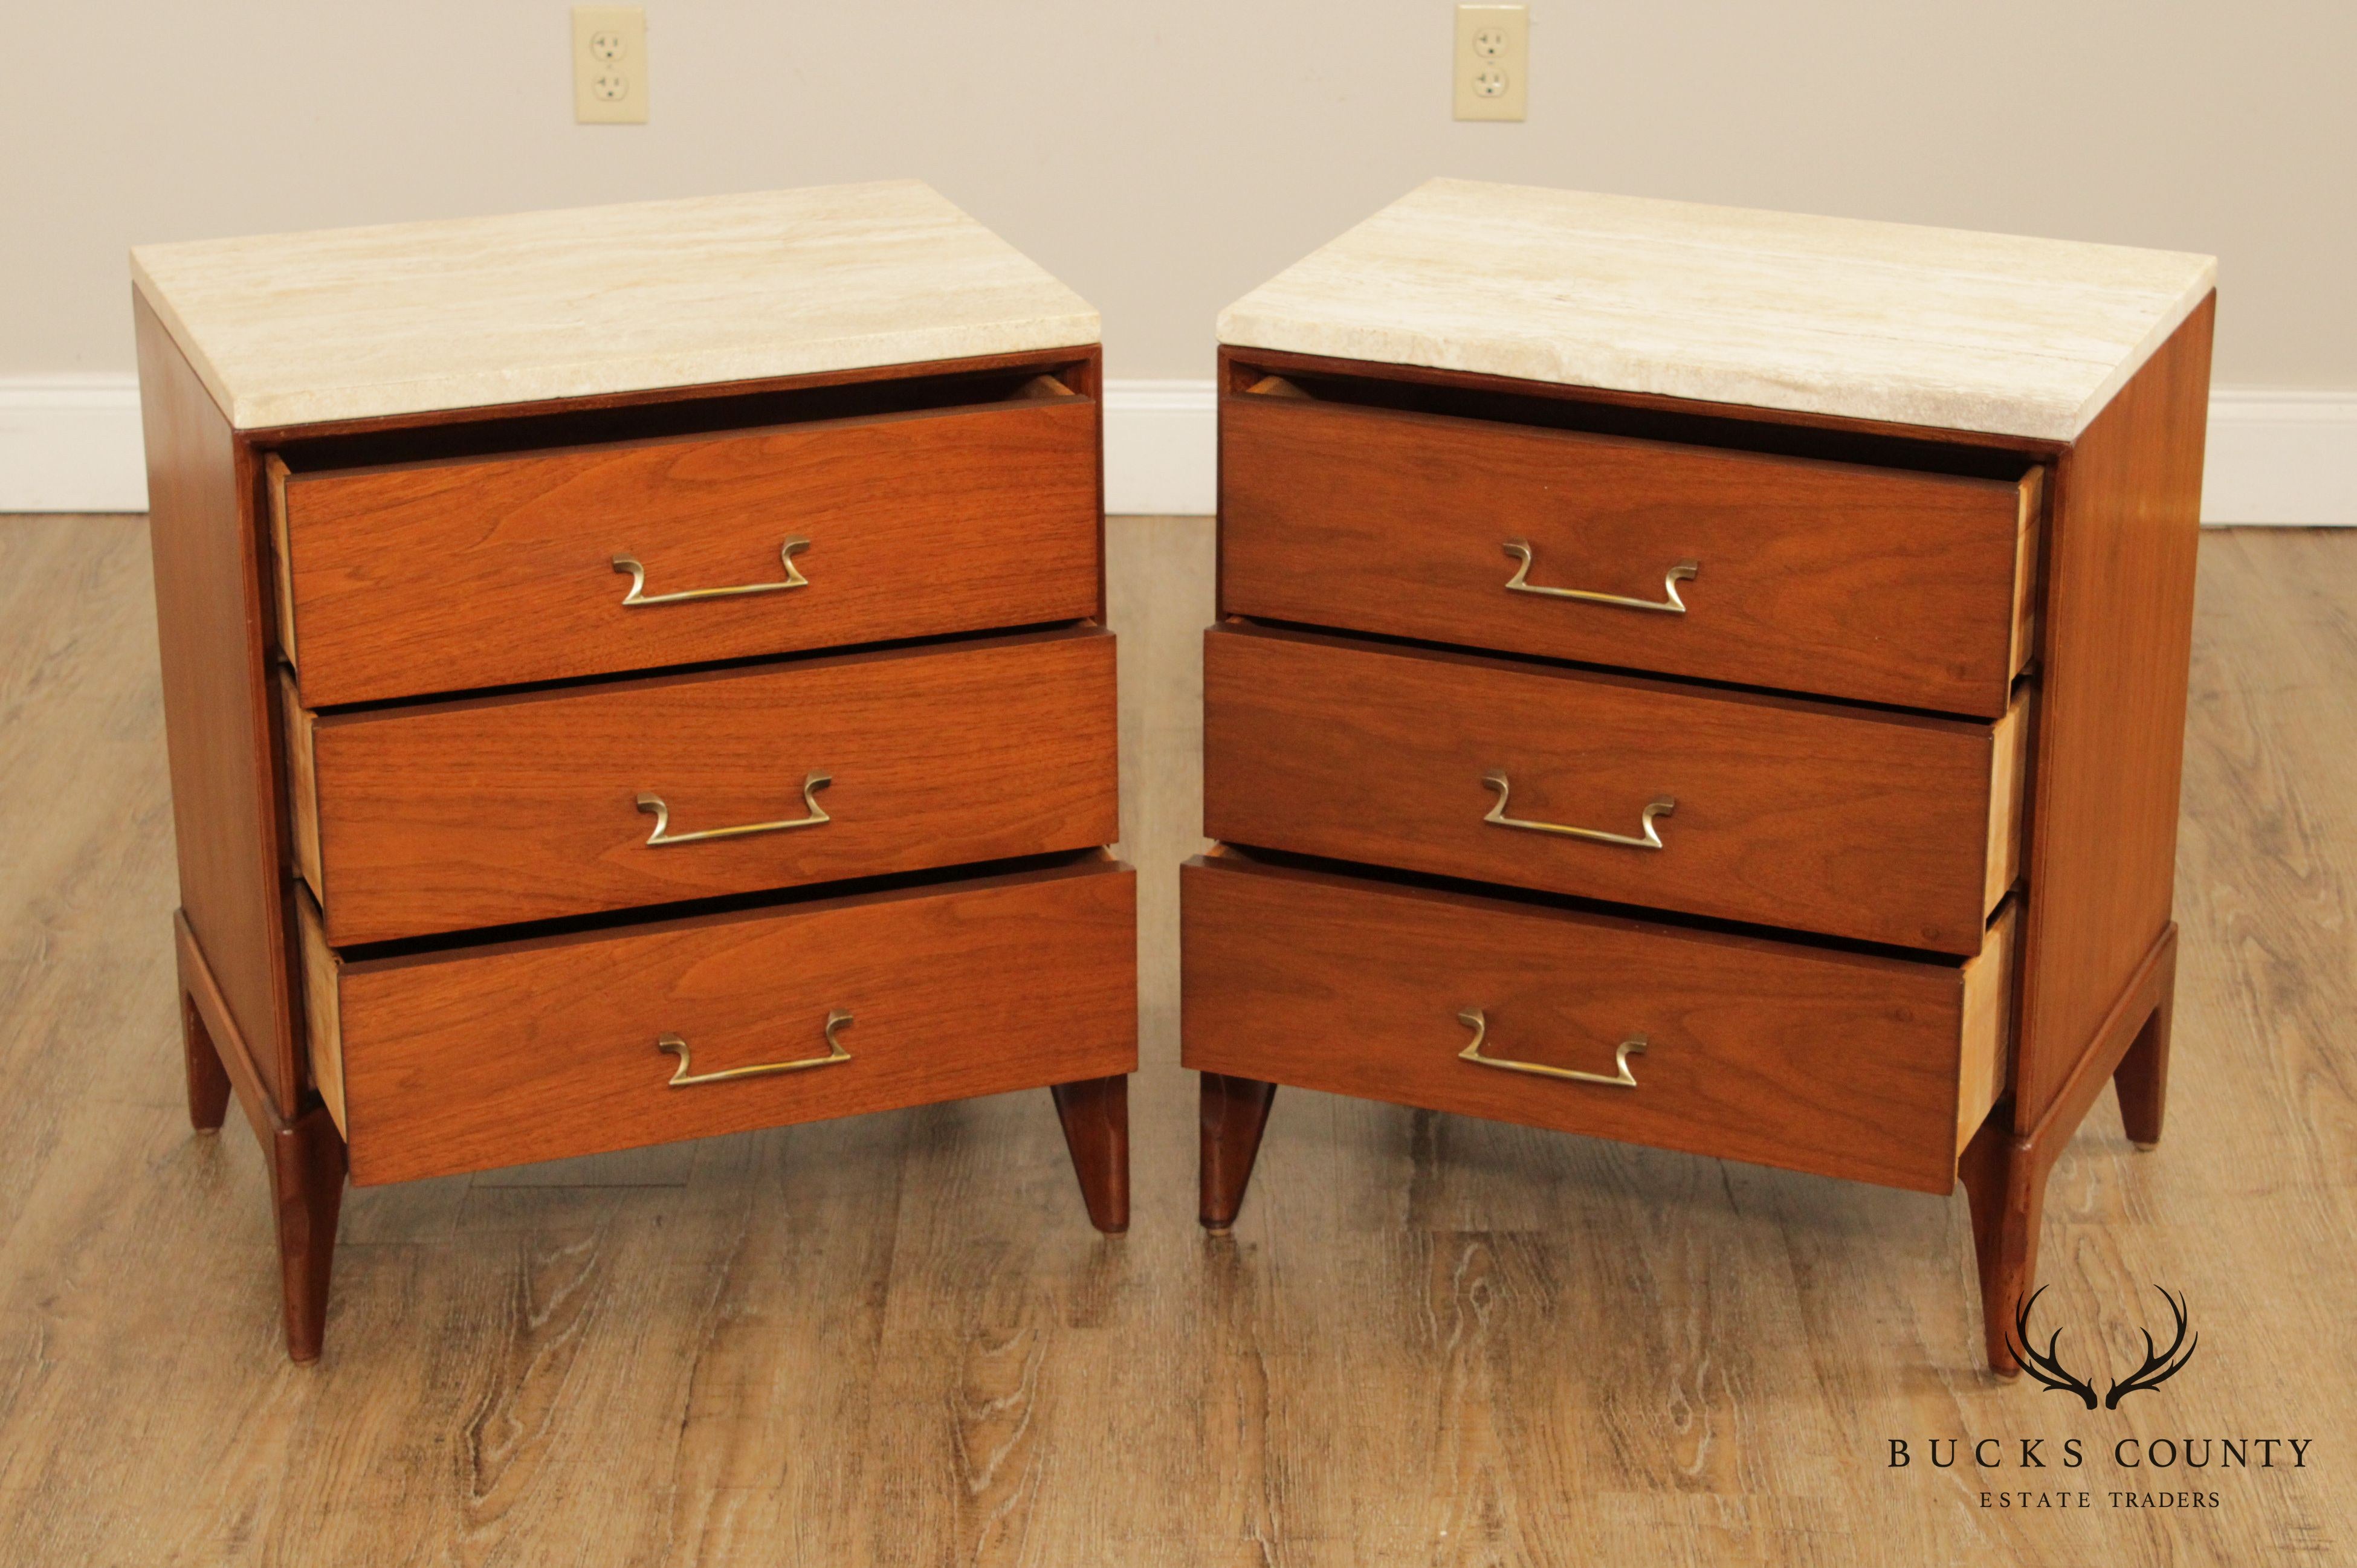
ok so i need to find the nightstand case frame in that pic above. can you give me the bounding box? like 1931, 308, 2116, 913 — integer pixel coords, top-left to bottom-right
140, 293, 1130, 1361
1192, 296, 2211, 1375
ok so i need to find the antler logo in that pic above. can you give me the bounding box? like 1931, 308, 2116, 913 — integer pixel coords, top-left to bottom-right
2010, 1285, 2199, 1409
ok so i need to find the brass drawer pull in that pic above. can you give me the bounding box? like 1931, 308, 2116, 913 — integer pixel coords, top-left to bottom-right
1457, 1007, 1644, 1088
1482, 770, 1673, 850
612, 539, 811, 606
637, 772, 832, 846
661, 1008, 854, 1087
1501, 541, 1698, 614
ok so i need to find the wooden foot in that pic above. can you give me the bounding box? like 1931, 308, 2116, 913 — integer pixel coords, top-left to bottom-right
1198, 1073, 1278, 1231
1050, 1075, 1130, 1234
1959, 1109, 2049, 1377
179, 989, 231, 1132
1954, 922, 2179, 1374
269, 1102, 347, 1363
2113, 947, 2176, 1150
175, 911, 348, 1362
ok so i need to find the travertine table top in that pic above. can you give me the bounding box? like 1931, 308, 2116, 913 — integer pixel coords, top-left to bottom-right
1218, 179, 2216, 441
131, 182, 1099, 430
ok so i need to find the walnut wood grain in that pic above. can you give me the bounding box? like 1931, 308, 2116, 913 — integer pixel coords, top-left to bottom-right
1961, 923, 2178, 1374
1197, 305, 2210, 1378
300, 627, 1118, 946
176, 909, 272, 1152
1219, 388, 2037, 716
267, 1101, 347, 1364
1181, 853, 2012, 1195
1202, 624, 2024, 954
2010, 297, 2213, 1131
2113, 970, 2174, 1150
1053, 349, 1111, 623
323, 856, 1137, 1186
179, 987, 231, 1132
137, 292, 300, 1114
1197, 1072, 1278, 1230
1049, 1074, 1131, 1234
272, 390, 1101, 708
176, 908, 346, 1361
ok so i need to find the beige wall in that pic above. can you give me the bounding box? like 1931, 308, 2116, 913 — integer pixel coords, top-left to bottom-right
7, 2, 2351, 386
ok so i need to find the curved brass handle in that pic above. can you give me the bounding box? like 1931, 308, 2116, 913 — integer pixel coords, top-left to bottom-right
1457, 1007, 1644, 1088
638, 772, 832, 846
1501, 541, 1698, 614
1482, 770, 1672, 850
613, 539, 810, 606
661, 1009, 853, 1087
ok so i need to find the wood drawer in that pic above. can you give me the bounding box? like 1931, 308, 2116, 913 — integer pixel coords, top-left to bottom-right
1180, 853, 2014, 1194
286, 627, 1119, 946
1220, 386, 2039, 717
270, 381, 1100, 707
1203, 625, 2026, 955
301, 856, 1137, 1186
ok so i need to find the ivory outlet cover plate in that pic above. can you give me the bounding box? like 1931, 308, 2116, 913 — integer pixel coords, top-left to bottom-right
1454, 4, 1527, 121
574, 5, 648, 124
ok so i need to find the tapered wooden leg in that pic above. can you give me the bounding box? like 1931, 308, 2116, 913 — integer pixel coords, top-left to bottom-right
1198, 1073, 1278, 1231
180, 989, 231, 1132
2113, 980, 2175, 1151
175, 911, 348, 1362
1050, 1075, 1130, 1234
270, 1102, 347, 1363
1959, 1109, 2051, 1378
1957, 926, 2176, 1375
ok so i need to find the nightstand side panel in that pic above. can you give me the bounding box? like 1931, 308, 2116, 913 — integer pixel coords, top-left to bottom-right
136, 291, 300, 1115
2014, 293, 2215, 1129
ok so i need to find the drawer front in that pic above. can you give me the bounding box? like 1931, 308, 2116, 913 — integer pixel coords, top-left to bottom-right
1203, 626, 2023, 955
1182, 855, 2013, 1193
273, 392, 1101, 707
299, 628, 1118, 946
1220, 391, 2039, 717
309, 858, 1137, 1186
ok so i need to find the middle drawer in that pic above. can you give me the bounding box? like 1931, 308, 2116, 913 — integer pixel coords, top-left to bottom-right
1203, 624, 2025, 955
286, 627, 1119, 946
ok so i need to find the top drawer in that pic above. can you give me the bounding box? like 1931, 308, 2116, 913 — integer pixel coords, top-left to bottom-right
1219, 383, 2040, 717
270, 378, 1101, 707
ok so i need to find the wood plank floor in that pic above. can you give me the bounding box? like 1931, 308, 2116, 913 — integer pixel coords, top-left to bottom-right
0, 516, 2351, 1566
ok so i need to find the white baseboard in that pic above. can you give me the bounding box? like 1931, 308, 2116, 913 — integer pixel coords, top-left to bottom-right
0, 375, 147, 513
2199, 390, 2357, 525
4, 373, 2350, 524
1102, 379, 1218, 515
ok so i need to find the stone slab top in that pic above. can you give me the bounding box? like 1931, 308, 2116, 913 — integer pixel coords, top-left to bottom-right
132, 181, 1100, 430
1217, 179, 2216, 441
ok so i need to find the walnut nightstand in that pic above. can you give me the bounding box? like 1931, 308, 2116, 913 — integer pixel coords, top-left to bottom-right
1184, 179, 2214, 1373
134, 182, 1136, 1362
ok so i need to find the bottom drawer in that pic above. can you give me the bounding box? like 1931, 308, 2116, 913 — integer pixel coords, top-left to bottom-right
304, 855, 1137, 1185
1180, 853, 2013, 1193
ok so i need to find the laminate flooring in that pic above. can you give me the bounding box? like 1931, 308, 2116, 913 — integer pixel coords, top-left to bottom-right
0, 515, 2349, 1566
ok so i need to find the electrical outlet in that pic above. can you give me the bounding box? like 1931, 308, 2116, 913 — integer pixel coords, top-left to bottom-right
1454, 4, 1527, 121
574, 5, 648, 124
